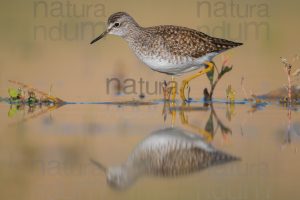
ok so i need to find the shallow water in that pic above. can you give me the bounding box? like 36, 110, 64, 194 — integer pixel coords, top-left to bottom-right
0, 101, 300, 200
1, 0, 300, 199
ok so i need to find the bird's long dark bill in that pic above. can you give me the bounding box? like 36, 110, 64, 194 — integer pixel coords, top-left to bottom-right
90, 159, 107, 172
90, 30, 108, 44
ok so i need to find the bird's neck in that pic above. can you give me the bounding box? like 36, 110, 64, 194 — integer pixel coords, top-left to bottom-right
123, 25, 147, 43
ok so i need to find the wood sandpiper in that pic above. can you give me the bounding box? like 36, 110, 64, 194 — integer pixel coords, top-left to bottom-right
91, 12, 243, 101
91, 127, 239, 190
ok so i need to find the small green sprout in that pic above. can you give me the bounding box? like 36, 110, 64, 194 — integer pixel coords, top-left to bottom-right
27, 90, 38, 105
226, 85, 236, 103
8, 88, 22, 99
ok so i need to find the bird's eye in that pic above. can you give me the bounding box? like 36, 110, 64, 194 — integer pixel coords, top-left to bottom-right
114, 22, 120, 27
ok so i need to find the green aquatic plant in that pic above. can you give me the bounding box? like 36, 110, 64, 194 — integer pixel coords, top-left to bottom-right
176, 103, 232, 142
8, 105, 19, 117
8, 80, 64, 105
8, 88, 22, 99
226, 84, 236, 103
226, 103, 235, 121
204, 55, 233, 101
4, 80, 65, 124
27, 90, 38, 105
8, 88, 23, 103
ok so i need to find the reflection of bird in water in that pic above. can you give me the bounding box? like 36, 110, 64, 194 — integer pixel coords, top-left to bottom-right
91, 127, 240, 190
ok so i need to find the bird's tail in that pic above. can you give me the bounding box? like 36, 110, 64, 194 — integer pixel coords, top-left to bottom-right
210, 37, 243, 51
210, 150, 241, 166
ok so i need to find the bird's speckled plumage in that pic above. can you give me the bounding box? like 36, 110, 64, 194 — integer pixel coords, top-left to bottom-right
93, 127, 240, 190
128, 127, 239, 176
94, 12, 242, 75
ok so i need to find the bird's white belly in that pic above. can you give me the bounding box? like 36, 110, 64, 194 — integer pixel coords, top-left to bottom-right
132, 131, 215, 156
136, 52, 219, 75
142, 57, 191, 73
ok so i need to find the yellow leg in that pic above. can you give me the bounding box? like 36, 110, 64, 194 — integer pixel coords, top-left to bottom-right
161, 100, 176, 127
161, 77, 177, 126
180, 61, 214, 101
170, 77, 176, 126
171, 108, 176, 127
162, 81, 169, 101
171, 76, 177, 102
179, 104, 213, 142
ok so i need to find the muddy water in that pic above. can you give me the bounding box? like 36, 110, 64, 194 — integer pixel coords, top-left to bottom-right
0, 102, 299, 200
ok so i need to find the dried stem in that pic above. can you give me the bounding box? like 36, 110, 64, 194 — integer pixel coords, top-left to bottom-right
286, 67, 292, 105
280, 57, 292, 105
8, 80, 64, 104
241, 77, 248, 99
286, 107, 292, 144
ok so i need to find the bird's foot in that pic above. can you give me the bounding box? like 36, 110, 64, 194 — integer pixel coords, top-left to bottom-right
180, 61, 214, 103
162, 81, 172, 101
180, 80, 189, 102
171, 83, 177, 102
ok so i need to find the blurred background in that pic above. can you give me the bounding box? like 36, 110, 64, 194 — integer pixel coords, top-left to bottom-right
1, 1, 300, 200
0, 0, 299, 101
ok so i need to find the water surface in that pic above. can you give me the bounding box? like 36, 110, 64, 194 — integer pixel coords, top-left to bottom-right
0, 102, 299, 200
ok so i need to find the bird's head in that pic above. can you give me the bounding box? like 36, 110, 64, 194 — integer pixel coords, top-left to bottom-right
106, 165, 136, 190
90, 12, 138, 44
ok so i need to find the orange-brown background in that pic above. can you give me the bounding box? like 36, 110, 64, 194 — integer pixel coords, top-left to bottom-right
1, 0, 299, 101
1, 1, 300, 200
